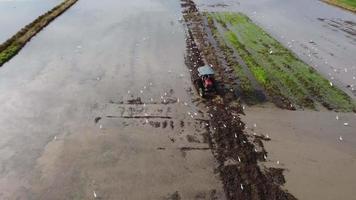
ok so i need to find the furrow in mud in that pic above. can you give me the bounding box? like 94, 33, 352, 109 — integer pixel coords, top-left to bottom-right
181, 0, 297, 199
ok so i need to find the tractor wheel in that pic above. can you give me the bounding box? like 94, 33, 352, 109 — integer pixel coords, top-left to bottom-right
195, 79, 205, 98
198, 87, 205, 98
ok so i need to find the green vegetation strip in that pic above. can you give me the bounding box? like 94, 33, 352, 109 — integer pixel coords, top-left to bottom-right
208, 12, 355, 111
322, 0, 356, 13
206, 13, 261, 105
0, 0, 78, 67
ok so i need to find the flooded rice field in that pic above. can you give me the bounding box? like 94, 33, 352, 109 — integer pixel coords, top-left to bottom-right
0, 0, 226, 199
0, 0, 355, 199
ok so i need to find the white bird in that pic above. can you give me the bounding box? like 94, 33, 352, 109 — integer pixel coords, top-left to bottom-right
93, 191, 97, 198
339, 136, 343, 141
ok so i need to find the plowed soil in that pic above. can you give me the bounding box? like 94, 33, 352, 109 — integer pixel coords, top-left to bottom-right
181, 0, 297, 199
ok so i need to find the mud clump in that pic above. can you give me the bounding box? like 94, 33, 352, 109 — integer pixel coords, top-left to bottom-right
94, 117, 102, 124
186, 135, 200, 143
180, 120, 185, 128
149, 121, 161, 128
127, 97, 143, 105
166, 191, 181, 200
181, 0, 297, 199
162, 120, 168, 128
162, 97, 178, 104
265, 168, 287, 185
170, 121, 174, 129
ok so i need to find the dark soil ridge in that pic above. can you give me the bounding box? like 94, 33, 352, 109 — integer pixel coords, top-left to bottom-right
181, 0, 297, 199
0, 0, 79, 67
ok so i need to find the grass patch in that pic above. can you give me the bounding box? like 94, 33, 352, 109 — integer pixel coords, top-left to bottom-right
0, 0, 79, 67
323, 0, 356, 12
0, 43, 20, 64
209, 12, 355, 111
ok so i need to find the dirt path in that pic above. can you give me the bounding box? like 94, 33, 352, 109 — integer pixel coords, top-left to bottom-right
0, 0, 225, 199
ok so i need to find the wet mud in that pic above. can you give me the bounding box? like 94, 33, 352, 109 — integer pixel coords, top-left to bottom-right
318, 17, 356, 37
181, 0, 297, 199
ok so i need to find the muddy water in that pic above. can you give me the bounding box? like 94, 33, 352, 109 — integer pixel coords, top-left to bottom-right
0, 0, 225, 199
242, 106, 356, 200
0, 0, 62, 43
195, 0, 356, 98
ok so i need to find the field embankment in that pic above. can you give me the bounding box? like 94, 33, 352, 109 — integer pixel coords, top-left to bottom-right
206, 12, 355, 112
0, 0, 78, 67
322, 0, 356, 13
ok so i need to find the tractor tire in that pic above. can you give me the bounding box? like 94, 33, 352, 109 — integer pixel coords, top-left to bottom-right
194, 79, 205, 98
198, 87, 205, 98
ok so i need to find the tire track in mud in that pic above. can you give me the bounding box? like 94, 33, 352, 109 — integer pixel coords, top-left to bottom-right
181, 0, 297, 199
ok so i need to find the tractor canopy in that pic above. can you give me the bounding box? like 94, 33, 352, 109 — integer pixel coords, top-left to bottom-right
197, 65, 215, 76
